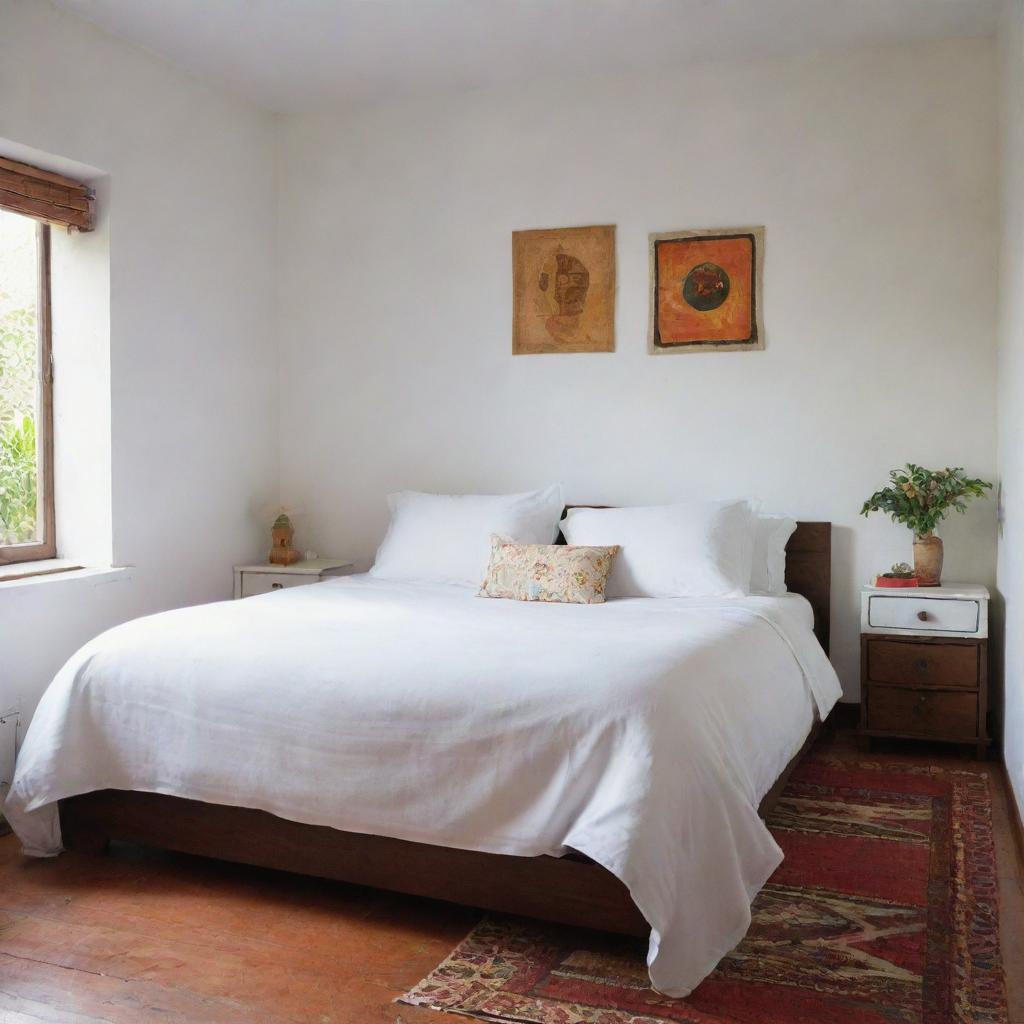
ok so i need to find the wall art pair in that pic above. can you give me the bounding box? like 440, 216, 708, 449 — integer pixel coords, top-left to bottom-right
511, 224, 764, 355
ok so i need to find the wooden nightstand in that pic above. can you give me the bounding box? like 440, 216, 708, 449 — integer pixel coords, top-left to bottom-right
859, 583, 990, 758
233, 558, 354, 599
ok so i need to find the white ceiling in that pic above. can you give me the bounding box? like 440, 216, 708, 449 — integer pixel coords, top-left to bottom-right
50, 0, 1002, 113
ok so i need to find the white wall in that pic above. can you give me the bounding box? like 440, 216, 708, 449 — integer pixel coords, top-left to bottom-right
51, 179, 114, 571
278, 38, 999, 699
998, 0, 1024, 824
0, 0, 278, 725
0, 12, 1002, 725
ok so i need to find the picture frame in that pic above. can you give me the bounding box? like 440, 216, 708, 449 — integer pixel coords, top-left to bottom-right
512, 225, 615, 354
648, 226, 765, 354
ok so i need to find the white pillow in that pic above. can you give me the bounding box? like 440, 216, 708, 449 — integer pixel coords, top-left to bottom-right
750, 514, 797, 595
560, 500, 756, 599
370, 485, 564, 586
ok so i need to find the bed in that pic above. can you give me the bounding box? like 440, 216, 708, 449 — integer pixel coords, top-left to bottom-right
4, 521, 838, 997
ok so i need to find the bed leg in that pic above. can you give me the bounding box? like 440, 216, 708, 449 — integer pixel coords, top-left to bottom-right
61, 807, 110, 855
65, 826, 110, 855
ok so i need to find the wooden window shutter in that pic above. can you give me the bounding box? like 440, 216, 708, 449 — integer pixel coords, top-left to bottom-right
0, 155, 94, 232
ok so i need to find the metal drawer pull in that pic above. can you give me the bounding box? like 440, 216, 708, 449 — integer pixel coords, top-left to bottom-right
917, 610, 929, 621
271, 582, 283, 590
914, 658, 928, 673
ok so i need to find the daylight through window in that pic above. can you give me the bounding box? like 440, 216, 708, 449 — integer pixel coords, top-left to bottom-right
0, 208, 53, 562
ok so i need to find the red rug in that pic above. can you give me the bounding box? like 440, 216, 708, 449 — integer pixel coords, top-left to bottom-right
399, 755, 1007, 1024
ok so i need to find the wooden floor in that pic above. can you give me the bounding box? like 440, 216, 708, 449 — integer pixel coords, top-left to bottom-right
0, 729, 1021, 1024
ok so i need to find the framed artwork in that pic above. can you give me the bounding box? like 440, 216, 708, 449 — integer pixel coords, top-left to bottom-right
648, 226, 764, 354
512, 225, 615, 354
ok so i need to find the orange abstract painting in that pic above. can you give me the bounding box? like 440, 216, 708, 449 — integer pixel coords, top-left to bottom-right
649, 227, 764, 353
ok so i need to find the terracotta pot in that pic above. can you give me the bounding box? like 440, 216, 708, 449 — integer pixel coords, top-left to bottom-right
912, 533, 943, 587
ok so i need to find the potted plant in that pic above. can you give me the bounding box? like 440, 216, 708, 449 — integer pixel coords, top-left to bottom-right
874, 562, 918, 588
860, 464, 992, 587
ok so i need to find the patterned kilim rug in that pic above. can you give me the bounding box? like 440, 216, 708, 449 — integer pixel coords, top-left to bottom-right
398, 756, 1007, 1024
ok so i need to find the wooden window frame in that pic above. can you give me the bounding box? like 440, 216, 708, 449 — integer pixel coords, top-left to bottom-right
0, 222, 55, 565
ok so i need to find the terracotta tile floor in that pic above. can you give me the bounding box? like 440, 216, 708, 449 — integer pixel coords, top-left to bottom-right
0, 729, 1021, 1024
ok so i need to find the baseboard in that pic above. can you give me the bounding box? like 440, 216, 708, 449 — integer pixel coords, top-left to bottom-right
1000, 761, 1024, 869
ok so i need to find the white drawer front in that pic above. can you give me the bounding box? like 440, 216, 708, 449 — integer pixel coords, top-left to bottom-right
867, 596, 980, 634
240, 573, 316, 598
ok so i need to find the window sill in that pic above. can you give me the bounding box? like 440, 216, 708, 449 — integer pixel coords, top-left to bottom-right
0, 560, 130, 590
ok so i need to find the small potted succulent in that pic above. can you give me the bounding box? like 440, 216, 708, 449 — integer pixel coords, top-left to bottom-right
874, 562, 918, 588
860, 464, 993, 587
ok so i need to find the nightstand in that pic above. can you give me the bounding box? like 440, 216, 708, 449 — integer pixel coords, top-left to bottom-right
233, 558, 354, 599
859, 583, 989, 758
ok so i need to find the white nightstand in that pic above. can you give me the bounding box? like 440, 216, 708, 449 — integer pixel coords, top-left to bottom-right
860, 582, 989, 639
859, 583, 990, 758
233, 558, 354, 599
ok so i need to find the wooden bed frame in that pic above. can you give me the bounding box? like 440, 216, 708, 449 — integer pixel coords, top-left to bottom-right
60, 521, 832, 938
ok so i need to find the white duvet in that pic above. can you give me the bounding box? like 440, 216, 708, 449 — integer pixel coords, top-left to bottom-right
4, 575, 841, 996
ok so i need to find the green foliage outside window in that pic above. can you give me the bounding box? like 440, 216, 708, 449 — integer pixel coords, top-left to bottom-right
0, 264, 39, 544
0, 208, 40, 546
0, 413, 36, 540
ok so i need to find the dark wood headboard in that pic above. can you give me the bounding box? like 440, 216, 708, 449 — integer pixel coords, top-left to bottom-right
785, 522, 831, 655
558, 510, 831, 655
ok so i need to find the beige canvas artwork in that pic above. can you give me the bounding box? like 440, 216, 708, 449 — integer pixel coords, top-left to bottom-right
512, 225, 615, 354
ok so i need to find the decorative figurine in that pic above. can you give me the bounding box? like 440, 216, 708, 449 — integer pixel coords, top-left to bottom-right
269, 512, 300, 566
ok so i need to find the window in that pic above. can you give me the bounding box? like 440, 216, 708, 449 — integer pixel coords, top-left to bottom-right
0, 209, 54, 563
0, 153, 93, 570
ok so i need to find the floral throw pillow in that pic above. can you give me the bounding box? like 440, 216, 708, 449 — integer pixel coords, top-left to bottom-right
478, 535, 619, 604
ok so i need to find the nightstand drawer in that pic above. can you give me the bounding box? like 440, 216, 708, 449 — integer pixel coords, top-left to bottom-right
866, 595, 980, 634
867, 686, 978, 739
233, 559, 353, 599
239, 573, 314, 598
866, 640, 979, 689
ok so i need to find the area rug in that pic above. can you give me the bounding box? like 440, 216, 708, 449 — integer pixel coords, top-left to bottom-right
398, 756, 1007, 1024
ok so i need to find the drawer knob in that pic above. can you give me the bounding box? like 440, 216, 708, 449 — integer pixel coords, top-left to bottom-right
917, 610, 929, 621
271, 582, 283, 590
914, 658, 928, 673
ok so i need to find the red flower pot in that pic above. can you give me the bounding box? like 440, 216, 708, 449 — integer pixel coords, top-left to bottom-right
874, 575, 920, 588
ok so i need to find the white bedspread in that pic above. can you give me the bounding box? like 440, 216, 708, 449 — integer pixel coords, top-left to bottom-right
4, 575, 840, 996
